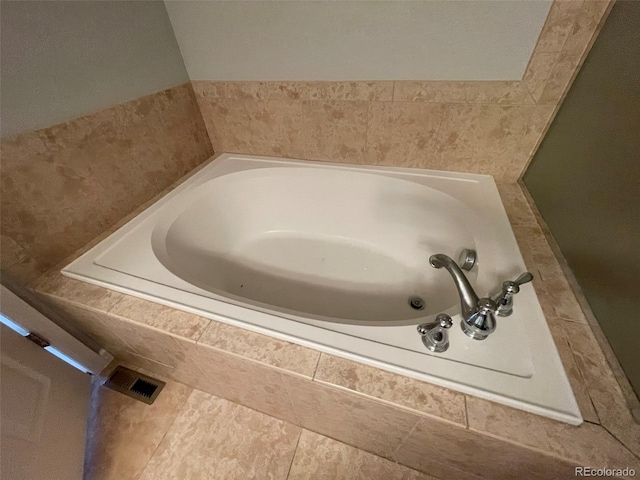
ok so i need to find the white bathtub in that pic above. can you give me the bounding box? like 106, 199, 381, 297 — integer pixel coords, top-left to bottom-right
64, 153, 581, 424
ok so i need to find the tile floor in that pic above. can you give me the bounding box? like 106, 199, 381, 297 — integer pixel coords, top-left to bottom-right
83, 368, 440, 480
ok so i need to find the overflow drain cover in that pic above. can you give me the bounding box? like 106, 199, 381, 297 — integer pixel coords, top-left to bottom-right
104, 365, 166, 405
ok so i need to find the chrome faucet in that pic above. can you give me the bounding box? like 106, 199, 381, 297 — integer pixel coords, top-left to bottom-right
429, 253, 532, 340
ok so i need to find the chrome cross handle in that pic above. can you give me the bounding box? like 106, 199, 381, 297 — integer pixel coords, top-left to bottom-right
492, 272, 534, 317
417, 314, 453, 353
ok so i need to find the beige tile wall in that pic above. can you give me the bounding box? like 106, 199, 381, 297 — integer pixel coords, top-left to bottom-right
0, 83, 213, 284
192, 0, 611, 183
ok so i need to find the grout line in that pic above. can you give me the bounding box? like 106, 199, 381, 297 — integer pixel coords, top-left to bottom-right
301, 99, 309, 160
193, 319, 217, 344
284, 429, 304, 479
514, 103, 539, 151
520, 0, 557, 82
361, 101, 371, 163
192, 339, 314, 380
463, 395, 470, 429
601, 425, 640, 462
372, 98, 537, 106
521, 82, 537, 106
558, 334, 602, 425
311, 353, 322, 380
105, 295, 126, 314
134, 387, 195, 480
430, 101, 448, 168
311, 378, 466, 429
391, 417, 421, 461
279, 372, 302, 427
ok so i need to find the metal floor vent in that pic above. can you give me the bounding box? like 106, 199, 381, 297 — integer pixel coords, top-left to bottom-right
104, 366, 166, 405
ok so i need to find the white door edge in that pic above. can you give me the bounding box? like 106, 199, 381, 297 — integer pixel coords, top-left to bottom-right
0, 285, 113, 375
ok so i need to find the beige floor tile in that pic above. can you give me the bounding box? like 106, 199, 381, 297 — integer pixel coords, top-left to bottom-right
83, 372, 192, 480
287, 430, 439, 480
138, 389, 301, 480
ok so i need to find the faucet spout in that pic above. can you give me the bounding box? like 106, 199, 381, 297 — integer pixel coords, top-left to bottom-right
429, 254, 479, 319
429, 253, 532, 341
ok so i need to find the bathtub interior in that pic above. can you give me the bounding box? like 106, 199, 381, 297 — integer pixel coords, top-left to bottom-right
151, 168, 480, 323
63, 154, 582, 424
90, 159, 534, 374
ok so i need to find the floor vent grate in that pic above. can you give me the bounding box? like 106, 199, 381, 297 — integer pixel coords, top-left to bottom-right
104, 366, 166, 405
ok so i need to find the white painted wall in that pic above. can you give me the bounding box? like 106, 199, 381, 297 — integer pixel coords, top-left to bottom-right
164, 0, 551, 82
1, 1, 189, 138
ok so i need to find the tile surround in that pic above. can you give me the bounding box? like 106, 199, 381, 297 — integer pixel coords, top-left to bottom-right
198, 322, 321, 378
314, 354, 467, 426
434, 103, 536, 179
35, 290, 640, 479
466, 396, 639, 468
190, 1, 612, 185
29, 172, 640, 478
5, 0, 637, 477
31, 198, 640, 479
560, 320, 640, 457
547, 320, 600, 424
364, 102, 443, 168
392, 80, 534, 105
33, 270, 125, 312
302, 100, 369, 164
2, 0, 612, 278
282, 374, 421, 461
109, 296, 210, 342
176, 341, 302, 426
535, 0, 585, 54
0, 83, 213, 284
394, 418, 582, 480
520, 182, 640, 428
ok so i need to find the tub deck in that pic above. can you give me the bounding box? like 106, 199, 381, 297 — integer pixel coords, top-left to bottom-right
62, 154, 579, 424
